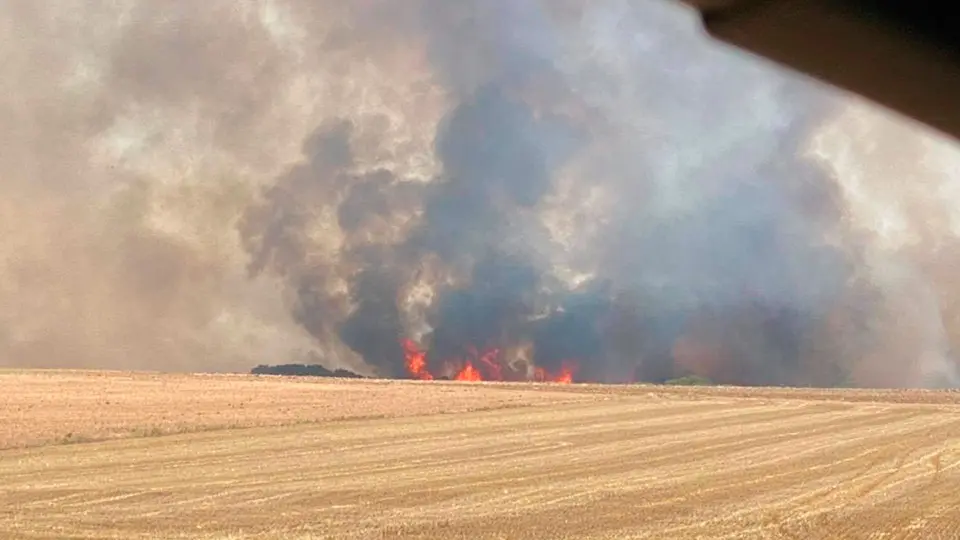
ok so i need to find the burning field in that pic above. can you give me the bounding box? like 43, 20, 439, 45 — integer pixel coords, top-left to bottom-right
7, 1, 960, 536
401, 338, 576, 383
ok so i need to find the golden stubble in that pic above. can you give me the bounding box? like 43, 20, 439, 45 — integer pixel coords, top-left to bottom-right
2, 371, 960, 539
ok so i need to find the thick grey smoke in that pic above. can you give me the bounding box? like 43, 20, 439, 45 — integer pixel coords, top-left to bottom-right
4, 0, 960, 386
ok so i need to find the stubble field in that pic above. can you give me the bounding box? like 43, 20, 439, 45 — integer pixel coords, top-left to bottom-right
1, 370, 960, 539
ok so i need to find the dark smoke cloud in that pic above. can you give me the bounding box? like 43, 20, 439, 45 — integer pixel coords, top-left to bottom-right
4, 0, 960, 387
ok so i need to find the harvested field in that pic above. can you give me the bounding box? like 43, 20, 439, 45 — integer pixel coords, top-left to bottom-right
2, 371, 960, 539
0, 370, 590, 449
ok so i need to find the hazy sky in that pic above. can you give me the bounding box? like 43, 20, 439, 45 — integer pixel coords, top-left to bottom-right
2, 0, 959, 387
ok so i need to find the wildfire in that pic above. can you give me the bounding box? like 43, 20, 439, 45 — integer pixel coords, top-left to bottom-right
534, 362, 576, 384
455, 361, 482, 381
401, 339, 433, 380
401, 340, 578, 383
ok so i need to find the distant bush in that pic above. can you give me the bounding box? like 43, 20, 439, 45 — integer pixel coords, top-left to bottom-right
250, 364, 366, 379
664, 375, 713, 386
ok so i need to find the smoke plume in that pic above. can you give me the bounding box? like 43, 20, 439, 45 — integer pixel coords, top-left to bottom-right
3, 0, 960, 387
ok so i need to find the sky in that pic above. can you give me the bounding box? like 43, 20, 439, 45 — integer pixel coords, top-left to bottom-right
2, 0, 960, 387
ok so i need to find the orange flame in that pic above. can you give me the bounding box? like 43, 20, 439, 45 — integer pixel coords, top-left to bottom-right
401, 339, 433, 380
400, 339, 577, 384
455, 361, 482, 381
533, 361, 578, 383
552, 365, 574, 384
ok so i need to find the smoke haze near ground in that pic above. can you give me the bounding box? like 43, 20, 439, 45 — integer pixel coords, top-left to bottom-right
2, 0, 960, 387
